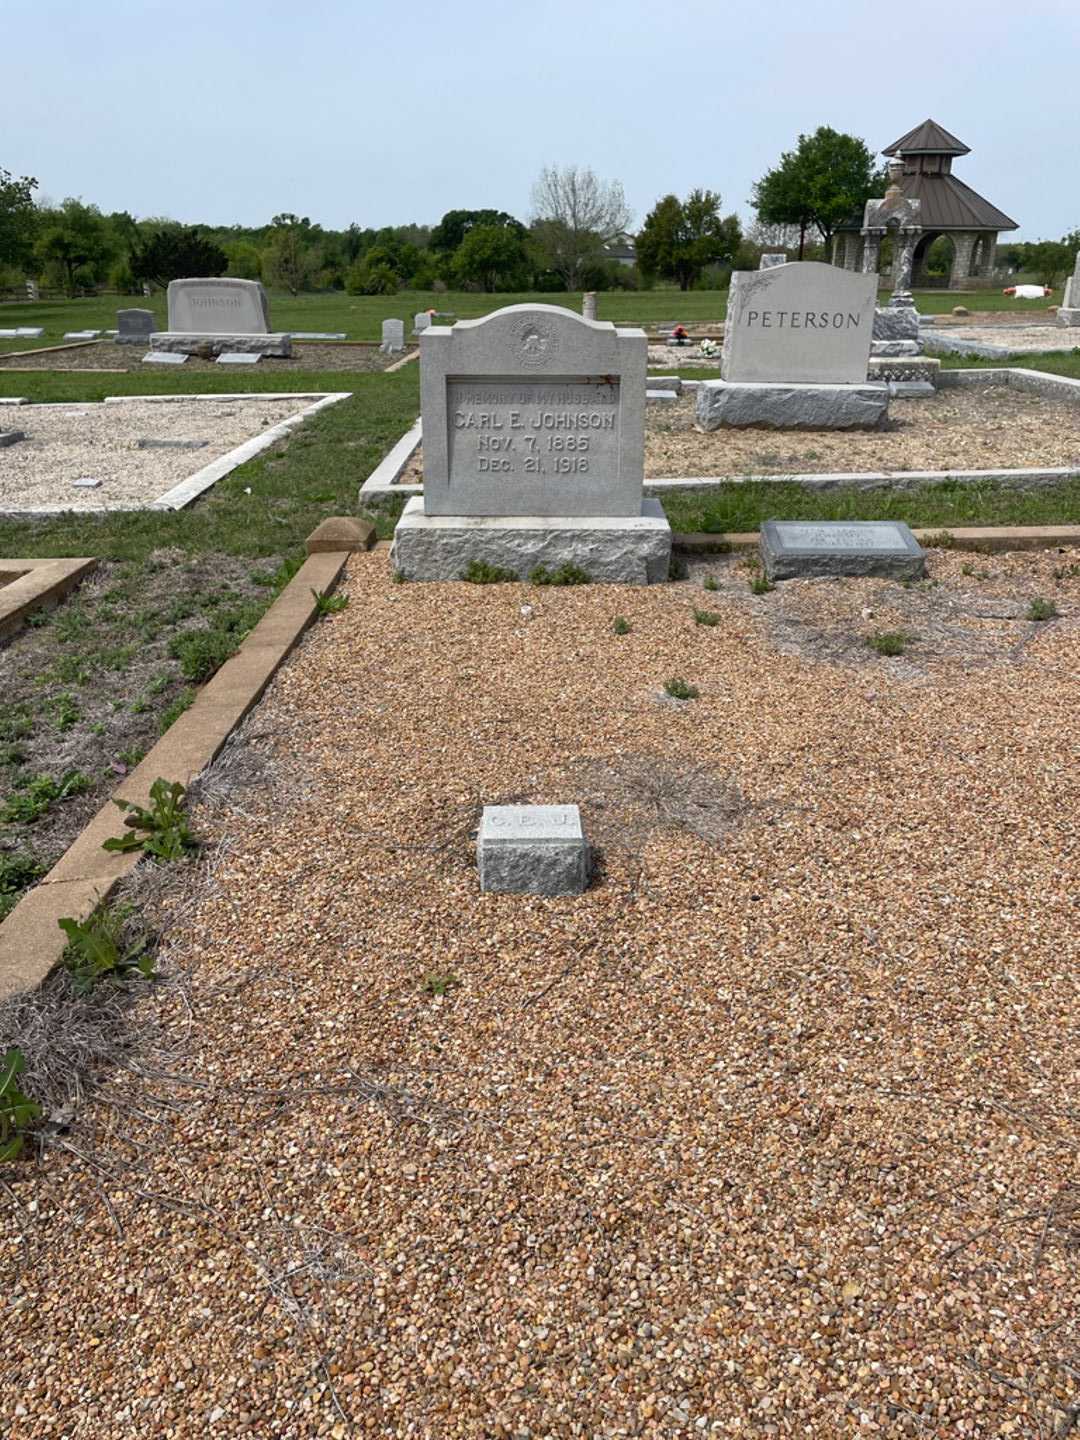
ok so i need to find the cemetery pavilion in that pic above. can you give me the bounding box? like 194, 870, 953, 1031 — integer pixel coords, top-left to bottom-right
833, 120, 1018, 290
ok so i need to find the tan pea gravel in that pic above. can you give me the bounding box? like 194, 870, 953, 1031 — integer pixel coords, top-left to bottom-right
0, 397, 313, 511
2, 549, 1079, 1439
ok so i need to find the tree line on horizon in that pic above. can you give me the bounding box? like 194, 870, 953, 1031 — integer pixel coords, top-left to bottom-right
1, 130, 1074, 298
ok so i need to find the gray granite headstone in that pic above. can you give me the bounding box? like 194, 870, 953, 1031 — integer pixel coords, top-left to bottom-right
413, 312, 431, 335
477, 804, 589, 895
760, 520, 926, 581
116, 308, 155, 344
167, 278, 269, 334
380, 318, 405, 354
722, 262, 876, 383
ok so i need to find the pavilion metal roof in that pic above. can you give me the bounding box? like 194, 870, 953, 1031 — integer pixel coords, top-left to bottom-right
883, 120, 971, 156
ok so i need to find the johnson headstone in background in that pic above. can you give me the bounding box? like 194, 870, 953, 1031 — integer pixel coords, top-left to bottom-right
150, 278, 290, 357
390, 304, 670, 583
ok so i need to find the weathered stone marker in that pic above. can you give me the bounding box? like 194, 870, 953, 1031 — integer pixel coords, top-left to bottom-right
116, 308, 155, 345
149, 278, 290, 357
759, 519, 927, 582
380, 318, 405, 354
1057, 251, 1080, 326
391, 303, 671, 583
759, 253, 787, 269
477, 804, 589, 895
697, 261, 887, 430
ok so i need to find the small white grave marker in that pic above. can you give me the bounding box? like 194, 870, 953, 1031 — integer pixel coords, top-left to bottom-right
142, 351, 188, 365
216, 352, 261, 365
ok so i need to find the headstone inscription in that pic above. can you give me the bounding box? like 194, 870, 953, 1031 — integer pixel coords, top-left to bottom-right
759, 520, 926, 582
722, 262, 876, 383
116, 308, 155, 345
476, 804, 590, 895
390, 304, 671, 583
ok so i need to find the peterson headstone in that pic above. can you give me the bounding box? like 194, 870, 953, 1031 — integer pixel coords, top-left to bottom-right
722, 262, 876, 383
759, 520, 926, 582
390, 303, 671, 583
476, 804, 590, 895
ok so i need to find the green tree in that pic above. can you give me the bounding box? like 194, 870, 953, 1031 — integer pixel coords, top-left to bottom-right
36, 199, 115, 295
129, 224, 228, 290
430, 209, 524, 254
263, 215, 317, 294
453, 224, 528, 291
753, 127, 884, 258
636, 189, 741, 290
0, 167, 38, 270
530, 165, 632, 288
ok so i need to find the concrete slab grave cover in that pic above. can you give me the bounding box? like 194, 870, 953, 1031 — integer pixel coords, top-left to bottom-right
722, 262, 877, 384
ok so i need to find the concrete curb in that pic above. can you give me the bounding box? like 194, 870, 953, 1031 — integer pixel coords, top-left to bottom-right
0, 557, 98, 642
358, 417, 423, 509
0, 547, 351, 1002
672, 525, 1080, 555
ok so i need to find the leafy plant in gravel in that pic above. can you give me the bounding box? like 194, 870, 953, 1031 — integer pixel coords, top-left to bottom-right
750, 576, 775, 596
0, 852, 43, 921
693, 608, 721, 627
1027, 596, 1059, 622
702, 576, 719, 592
0, 1048, 41, 1162
168, 600, 264, 683
664, 677, 700, 701
51, 693, 81, 731
461, 559, 518, 584
530, 563, 590, 587
311, 587, 350, 615
612, 615, 632, 635
866, 630, 913, 657
922, 530, 956, 549
423, 972, 461, 997
59, 905, 156, 995
103, 778, 197, 861
0, 770, 91, 824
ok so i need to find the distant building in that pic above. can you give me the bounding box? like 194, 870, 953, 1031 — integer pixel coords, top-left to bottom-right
603, 233, 637, 267
834, 120, 1018, 289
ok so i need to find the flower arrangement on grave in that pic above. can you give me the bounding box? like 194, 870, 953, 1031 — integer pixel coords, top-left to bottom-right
699, 337, 720, 357
670, 325, 689, 346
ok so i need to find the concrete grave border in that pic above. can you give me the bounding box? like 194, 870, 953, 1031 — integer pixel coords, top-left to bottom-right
0, 522, 370, 1003
359, 368, 1080, 507
4, 390, 351, 517
0, 557, 98, 642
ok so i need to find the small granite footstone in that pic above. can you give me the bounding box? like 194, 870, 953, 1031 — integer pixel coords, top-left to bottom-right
646, 375, 682, 393
291, 331, 347, 340
216, 351, 261, 365
142, 351, 189, 365
0, 430, 26, 448
646, 389, 678, 403
137, 438, 209, 450
477, 804, 589, 896
696, 380, 888, 430
0, 330, 17, 338
63, 330, 100, 340
760, 520, 926, 582
72, 477, 102, 489
887, 380, 936, 399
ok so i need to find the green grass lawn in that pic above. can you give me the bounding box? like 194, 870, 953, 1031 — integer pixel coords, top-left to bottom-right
0, 284, 1058, 354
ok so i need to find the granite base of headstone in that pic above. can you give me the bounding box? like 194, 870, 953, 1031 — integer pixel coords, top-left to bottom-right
696, 381, 888, 430
149, 332, 290, 357
760, 520, 927, 582
870, 339, 920, 358
873, 297, 921, 344
476, 804, 590, 896
116, 308, 155, 345
867, 356, 940, 387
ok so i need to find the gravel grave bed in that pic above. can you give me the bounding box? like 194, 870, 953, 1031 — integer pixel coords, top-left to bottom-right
0, 340, 410, 373
929, 325, 1080, 354
0, 396, 315, 511
397, 384, 1080, 487
2, 548, 1077, 1437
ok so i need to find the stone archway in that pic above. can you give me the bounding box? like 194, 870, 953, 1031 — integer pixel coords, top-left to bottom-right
913, 232, 953, 287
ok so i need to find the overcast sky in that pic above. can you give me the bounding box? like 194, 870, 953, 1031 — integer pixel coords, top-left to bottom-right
5, 0, 1076, 242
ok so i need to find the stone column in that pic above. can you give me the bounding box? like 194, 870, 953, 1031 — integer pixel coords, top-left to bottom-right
893, 228, 920, 295
861, 228, 884, 277
979, 234, 997, 279
950, 233, 977, 288
582, 292, 597, 321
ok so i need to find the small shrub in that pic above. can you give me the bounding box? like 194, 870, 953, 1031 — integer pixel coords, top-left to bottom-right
461, 559, 518, 584
0, 852, 42, 921
530, 563, 591, 587
612, 615, 632, 635
668, 553, 689, 581
702, 576, 719, 592
866, 630, 912, 657
1052, 563, 1080, 581
0, 1048, 41, 1162
391, 569, 407, 584
693, 608, 721, 627
103, 778, 197, 861
664, 677, 700, 701
158, 689, 195, 734
169, 627, 238, 683
59, 906, 155, 995
312, 587, 349, 615
961, 562, 975, 577
1027, 596, 1058, 622
423, 972, 460, 997
923, 530, 956, 549
750, 576, 775, 596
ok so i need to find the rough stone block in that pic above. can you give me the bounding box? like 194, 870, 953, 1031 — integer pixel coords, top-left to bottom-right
390, 496, 672, 585
870, 339, 919, 357
760, 520, 926, 582
872, 306, 920, 342
867, 356, 940, 386
695, 380, 889, 431
305, 516, 376, 554
149, 332, 291, 357
477, 804, 589, 896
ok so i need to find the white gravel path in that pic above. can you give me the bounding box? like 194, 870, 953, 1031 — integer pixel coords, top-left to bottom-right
0, 397, 315, 513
